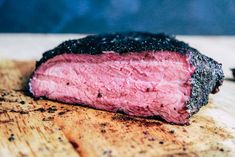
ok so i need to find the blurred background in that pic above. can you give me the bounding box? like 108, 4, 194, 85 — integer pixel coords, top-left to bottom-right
0, 0, 235, 35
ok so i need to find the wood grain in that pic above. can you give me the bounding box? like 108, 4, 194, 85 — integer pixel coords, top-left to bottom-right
0, 60, 235, 157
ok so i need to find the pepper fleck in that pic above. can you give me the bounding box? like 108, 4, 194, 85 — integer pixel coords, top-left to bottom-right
97, 92, 102, 98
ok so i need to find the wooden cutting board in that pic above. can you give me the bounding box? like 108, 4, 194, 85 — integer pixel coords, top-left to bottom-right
0, 60, 235, 157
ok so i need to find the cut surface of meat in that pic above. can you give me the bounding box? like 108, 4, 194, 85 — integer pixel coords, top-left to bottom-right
30, 52, 195, 123
28, 32, 224, 124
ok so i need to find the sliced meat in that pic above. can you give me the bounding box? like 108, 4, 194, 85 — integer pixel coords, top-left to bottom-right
28, 32, 224, 124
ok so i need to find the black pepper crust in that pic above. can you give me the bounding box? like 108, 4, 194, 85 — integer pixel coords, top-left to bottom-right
33, 32, 224, 115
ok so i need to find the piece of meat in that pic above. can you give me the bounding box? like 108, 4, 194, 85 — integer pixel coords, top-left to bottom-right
28, 32, 224, 124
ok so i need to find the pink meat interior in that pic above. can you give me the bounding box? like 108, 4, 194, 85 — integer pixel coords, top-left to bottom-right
30, 51, 195, 124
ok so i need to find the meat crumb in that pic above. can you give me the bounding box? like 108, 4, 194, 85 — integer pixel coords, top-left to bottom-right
169, 130, 175, 134
103, 150, 112, 156
47, 107, 57, 113
219, 148, 224, 152
148, 137, 155, 141
20, 101, 25, 104
34, 108, 46, 112
101, 129, 106, 133
159, 141, 164, 144
8, 134, 15, 142
58, 111, 66, 115
58, 137, 63, 142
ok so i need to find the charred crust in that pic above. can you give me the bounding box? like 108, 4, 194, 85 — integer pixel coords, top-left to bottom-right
30, 31, 224, 117
35, 32, 190, 68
